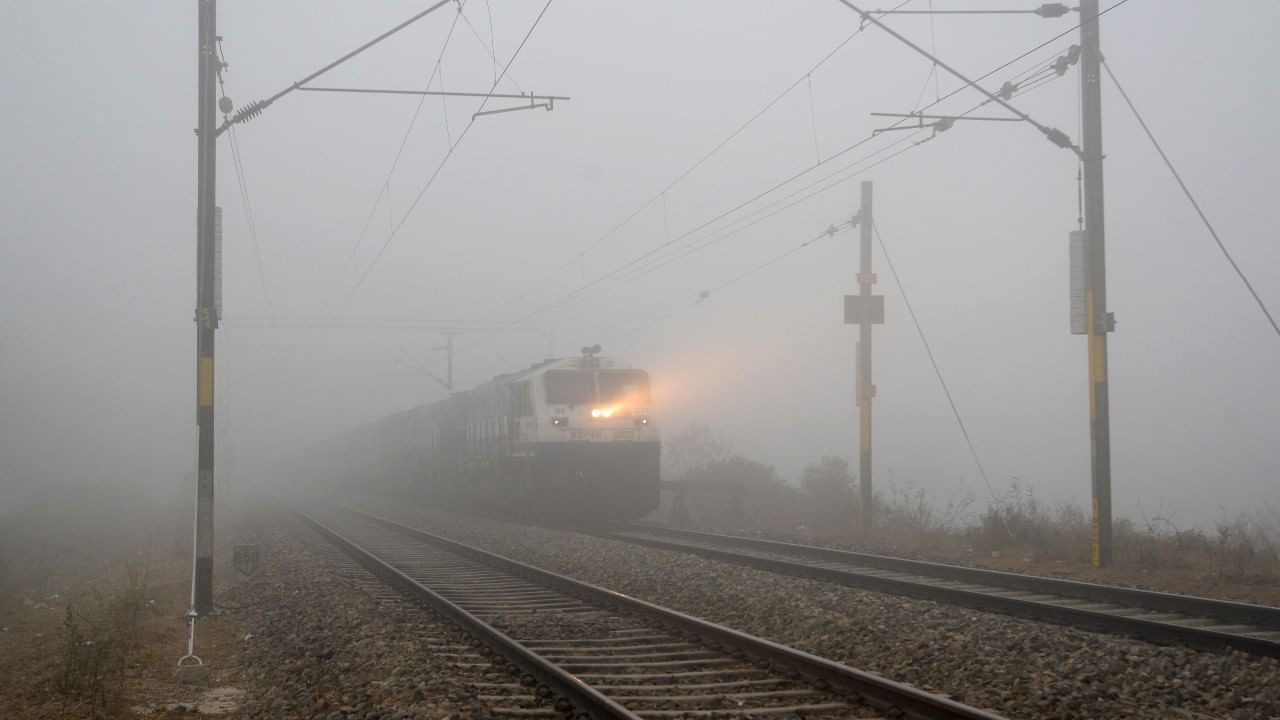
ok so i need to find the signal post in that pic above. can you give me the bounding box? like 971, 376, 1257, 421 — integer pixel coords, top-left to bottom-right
844, 181, 882, 536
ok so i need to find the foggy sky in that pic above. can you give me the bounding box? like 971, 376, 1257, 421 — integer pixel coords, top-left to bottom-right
3, 1, 1278, 528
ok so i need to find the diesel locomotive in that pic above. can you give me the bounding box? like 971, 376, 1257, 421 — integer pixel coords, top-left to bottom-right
310, 346, 660, 520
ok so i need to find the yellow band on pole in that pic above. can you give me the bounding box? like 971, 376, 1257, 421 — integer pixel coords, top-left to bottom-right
199, 357, 214, 406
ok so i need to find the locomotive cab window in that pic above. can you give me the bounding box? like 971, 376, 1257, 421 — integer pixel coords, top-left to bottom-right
597, 370, 650, 404
544, 370, 596, 405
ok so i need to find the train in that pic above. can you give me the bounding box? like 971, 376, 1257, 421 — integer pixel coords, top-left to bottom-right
308, 346, 661, 520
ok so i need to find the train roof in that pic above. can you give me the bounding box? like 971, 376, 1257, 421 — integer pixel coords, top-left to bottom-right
490, 355, 632, 386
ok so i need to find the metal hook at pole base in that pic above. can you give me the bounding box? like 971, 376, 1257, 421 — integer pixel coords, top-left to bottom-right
175, 613, 211, 686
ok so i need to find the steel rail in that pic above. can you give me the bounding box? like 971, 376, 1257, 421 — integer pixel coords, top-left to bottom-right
294, 508, 641, 720
610, 524, 1280, 658
336, 506, 1008, 720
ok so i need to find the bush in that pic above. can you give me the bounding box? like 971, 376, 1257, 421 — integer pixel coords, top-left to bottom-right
798, 457, 856, 531
877, 478, 974, 548
970, 479, 1090, 562
677, 456, 800, 531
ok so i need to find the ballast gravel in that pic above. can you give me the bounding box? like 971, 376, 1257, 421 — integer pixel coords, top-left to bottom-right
223, 514, 550, 720
376, 505, 1280, 720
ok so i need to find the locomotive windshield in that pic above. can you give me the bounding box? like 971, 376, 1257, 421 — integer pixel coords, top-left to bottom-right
543, 369, 651, 405
598, 370, 650, 404
544, 370, 596, 404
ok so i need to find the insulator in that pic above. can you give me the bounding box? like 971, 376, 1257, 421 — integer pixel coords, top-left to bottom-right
1044, 127, 1073, 149
231, 99, 268, 126
1035, 3, 1070, 17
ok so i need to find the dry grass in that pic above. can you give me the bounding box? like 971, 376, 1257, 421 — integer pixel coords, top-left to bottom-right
666, 459, 1280, 586
0, 484, 187, 719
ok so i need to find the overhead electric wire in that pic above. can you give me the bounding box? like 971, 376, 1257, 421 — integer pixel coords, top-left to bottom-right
459, 0, 524, 92
509, 0, 917, 304
336, 0, 556, 314
628, 222, 855, 332
512, 1, 1131, 325
217, 0, 454, 136
1102, 60, 1280, 343
517, 129, 919, 321
462, 2, 1133, 356
215, 41, 272, 312
529, 62, 1073, 321
872, 222, 1004, 514
540, 131, 928, 316
322, 3, 469, 306
560, 67, 1073, 323
833, 0, 1079, 154
226, 128, 273, 311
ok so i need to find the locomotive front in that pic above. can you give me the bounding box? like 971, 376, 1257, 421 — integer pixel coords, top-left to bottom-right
512, 346, 660, 519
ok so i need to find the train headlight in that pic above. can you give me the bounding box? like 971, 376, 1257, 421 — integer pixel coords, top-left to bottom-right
590, 409, 602, 418
634, 417, 649, 426
552, 417, 568, 427
602, 408, 613, 418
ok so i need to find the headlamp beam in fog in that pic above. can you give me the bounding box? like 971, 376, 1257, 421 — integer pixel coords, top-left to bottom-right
590, 408, 615, 419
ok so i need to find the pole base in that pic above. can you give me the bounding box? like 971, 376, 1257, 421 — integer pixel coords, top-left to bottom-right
175, 663, 211, 687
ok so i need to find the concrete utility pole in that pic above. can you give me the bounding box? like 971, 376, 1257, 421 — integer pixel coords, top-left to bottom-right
192, 0, 219, 615
843, 181, 882, 536
1079, 0, 1114, 567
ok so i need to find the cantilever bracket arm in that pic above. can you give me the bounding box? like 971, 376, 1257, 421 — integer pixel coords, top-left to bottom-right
213, 0, 453, 137
870, 111, 1023, 135
292, 86, 569, 121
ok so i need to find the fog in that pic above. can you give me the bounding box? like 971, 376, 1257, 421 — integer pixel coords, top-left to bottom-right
2, 1, 1278, 529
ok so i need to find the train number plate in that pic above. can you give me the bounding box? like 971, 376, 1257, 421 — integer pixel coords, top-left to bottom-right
566, 429, 636, 441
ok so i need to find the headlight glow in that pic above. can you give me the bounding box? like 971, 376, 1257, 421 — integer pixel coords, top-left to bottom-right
591, 409, 602, 418
602, 408, 613, 418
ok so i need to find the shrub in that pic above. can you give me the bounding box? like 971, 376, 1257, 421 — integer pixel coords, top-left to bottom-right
798, 456, 856, 530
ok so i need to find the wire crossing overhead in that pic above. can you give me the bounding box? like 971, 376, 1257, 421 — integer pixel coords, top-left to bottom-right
601, 219, 858, 335
215, 0, 454, 136
833, 0, 1081, 155
323, 3, 472, 310
502, 4, 1131, 332
336, 0, 557, 314
508, 0, 918, 307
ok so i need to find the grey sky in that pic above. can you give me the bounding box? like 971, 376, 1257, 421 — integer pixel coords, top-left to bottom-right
2, 1, 1278, 527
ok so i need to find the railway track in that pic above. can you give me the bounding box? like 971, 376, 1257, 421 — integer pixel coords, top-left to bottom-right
296, 505, 1007, 720
605, 524, 1280, 659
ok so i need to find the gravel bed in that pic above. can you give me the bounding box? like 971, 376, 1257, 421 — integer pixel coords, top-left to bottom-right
375, 505, 1280, 720
222, 512, 553, 720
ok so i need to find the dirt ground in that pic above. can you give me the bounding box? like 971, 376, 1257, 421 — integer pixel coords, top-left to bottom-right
0, 496, 252, 720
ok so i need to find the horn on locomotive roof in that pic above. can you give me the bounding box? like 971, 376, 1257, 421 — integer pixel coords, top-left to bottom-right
581, 344, 602, 357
